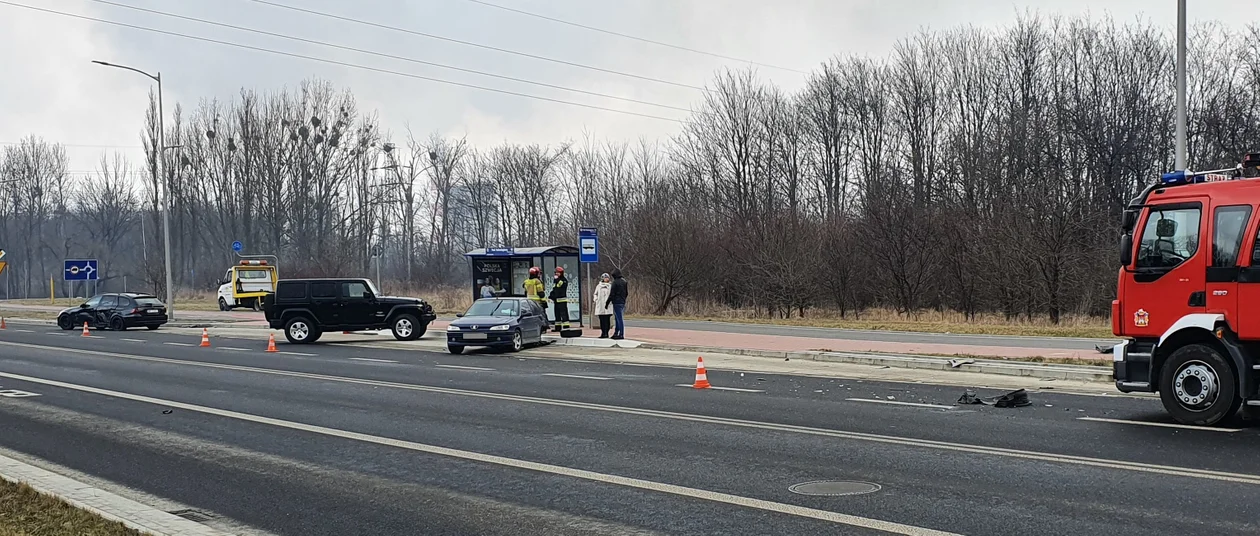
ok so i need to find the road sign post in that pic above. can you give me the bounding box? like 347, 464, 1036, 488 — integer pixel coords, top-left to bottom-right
578, 227, 598, 327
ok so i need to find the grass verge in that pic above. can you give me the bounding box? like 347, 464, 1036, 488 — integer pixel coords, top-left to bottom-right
0, 479, 142, 536
631, 313, 1114, 339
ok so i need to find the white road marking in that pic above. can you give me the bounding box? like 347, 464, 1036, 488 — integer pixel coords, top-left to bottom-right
218, 347, 250, 352
164, 342, 193, 347
674, 384, 765, 393
13, 329, 33, 333
120, 338, 146, 343
0, 370, 961, 536
1077, 417, 1242, 433
3, 340, 1258, 486
0, 389, 39, 398
846, 398, 955, 410
279, 351, 317, 357
543, 373, 613, 381
435, 364, 494, 371
349, 358, 398, 364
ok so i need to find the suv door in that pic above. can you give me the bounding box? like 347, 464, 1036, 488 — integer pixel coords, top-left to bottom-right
338, 280, 379, 330
1120, 199, 1208, 338
308, 281, 340, 327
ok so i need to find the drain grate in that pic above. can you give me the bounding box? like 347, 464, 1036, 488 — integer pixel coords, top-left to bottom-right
169, 509, 215, 522
788, 480, 881, 497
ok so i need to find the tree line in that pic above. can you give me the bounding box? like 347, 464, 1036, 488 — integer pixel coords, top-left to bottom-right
2, 15, 1258, 323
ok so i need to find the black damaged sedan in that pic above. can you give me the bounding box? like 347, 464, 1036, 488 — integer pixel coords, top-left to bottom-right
57, 293, 169, 331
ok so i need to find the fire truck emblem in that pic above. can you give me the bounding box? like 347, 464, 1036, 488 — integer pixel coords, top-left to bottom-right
1134, 309, 1150, 327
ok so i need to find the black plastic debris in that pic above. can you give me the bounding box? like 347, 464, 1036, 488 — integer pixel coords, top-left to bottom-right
1096, 345, 1114, 354
948, 358, 976, 368
957, 388, 1031, 408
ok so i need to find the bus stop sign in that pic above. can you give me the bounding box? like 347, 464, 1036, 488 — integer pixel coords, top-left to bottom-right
579, 227, 598, 263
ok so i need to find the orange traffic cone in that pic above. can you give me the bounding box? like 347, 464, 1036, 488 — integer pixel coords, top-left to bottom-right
1, 317, 6, 330
265, 333, 278, 353
692, 356, 711, 389
199, 328, 211, 347
81, 322, 91, 337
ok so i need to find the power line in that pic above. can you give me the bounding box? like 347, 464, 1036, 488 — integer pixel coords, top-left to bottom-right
462, 0, 808, 75
90, 0, 692, 113
246, 0, 707, 91
0, 1, 685, 123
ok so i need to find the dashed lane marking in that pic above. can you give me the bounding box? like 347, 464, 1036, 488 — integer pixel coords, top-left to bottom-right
349, 358, 398, 364
120, 338, 146, 343
0, 370, 962, 536
435, 364, 494, 371
164, 342, 194, 347
279, 351, 317, 357
542, 373, 613, 381
846, 398, 954, 410
674, 384, 765, 393
1077, 417, 1242, 433
218, 347, 250, 352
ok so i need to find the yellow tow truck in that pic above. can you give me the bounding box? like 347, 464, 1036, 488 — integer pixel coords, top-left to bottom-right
216, 259, 277, 311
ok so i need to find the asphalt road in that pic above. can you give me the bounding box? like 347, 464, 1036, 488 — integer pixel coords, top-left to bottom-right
0, 326, 1254, 535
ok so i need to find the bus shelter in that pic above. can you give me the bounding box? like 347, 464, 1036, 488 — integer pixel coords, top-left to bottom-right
465, 246, 583, 327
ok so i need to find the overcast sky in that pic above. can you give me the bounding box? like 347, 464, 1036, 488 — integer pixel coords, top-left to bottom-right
0, 0, 1251, 176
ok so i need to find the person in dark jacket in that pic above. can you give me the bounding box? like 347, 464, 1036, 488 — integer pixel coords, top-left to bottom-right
607, 269, 628, 339
549, 266, 571, 330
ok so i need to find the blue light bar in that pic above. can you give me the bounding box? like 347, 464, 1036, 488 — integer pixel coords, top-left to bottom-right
1161, 170, 1189, 184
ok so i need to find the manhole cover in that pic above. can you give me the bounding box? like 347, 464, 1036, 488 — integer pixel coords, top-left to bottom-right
788, 480, 881, 497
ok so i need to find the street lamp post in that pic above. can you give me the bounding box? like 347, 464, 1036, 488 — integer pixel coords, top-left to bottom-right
1175, 0, 1187, 170
92, 60, 176, 319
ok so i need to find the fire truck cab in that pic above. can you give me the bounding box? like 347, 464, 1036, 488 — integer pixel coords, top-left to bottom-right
1113, 153, 1260, 425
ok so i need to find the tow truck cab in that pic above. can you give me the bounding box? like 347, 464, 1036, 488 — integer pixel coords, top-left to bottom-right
1113, 153, 1260, 426
216, 260, 278, 311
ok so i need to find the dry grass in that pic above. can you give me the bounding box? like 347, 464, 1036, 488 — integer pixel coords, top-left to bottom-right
0, 480, 142, 536
631, 295, 1113, 339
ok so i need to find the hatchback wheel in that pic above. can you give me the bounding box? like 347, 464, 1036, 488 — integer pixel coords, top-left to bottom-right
57, 315, 73, 331
447, 345, 465, 355
110, 316, 126, 331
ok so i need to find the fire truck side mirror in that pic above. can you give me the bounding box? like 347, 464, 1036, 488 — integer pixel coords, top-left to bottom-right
1121, 210, 1138, 231
1120, 234, 1134, 266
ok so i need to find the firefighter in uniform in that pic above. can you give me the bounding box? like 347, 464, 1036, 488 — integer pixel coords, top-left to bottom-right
549, 266, 571, 331
524, 267, 547, 309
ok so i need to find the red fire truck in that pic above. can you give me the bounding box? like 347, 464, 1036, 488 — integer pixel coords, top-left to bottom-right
1113, 152, 1260, 425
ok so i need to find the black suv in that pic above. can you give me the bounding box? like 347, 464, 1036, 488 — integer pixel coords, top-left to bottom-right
263, 278, 436, 344
57, 293, 168, 331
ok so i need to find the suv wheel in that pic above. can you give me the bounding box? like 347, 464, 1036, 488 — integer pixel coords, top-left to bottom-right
391, 314, 423, 341
219, 298, 230, 311
1159, 343, 1241, 426
285, 317, 319, 344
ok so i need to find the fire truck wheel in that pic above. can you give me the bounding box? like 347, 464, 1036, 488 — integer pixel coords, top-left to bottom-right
1159, 344, 1240, 426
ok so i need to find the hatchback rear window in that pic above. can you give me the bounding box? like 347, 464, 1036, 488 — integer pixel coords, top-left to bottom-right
134, 298, 163, 307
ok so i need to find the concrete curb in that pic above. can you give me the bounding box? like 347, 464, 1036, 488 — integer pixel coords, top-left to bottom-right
0, 453, 229, 536
637, 342, 1113, 383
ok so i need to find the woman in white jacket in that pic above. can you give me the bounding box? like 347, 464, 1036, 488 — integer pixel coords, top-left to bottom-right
592, 273, 614, 338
